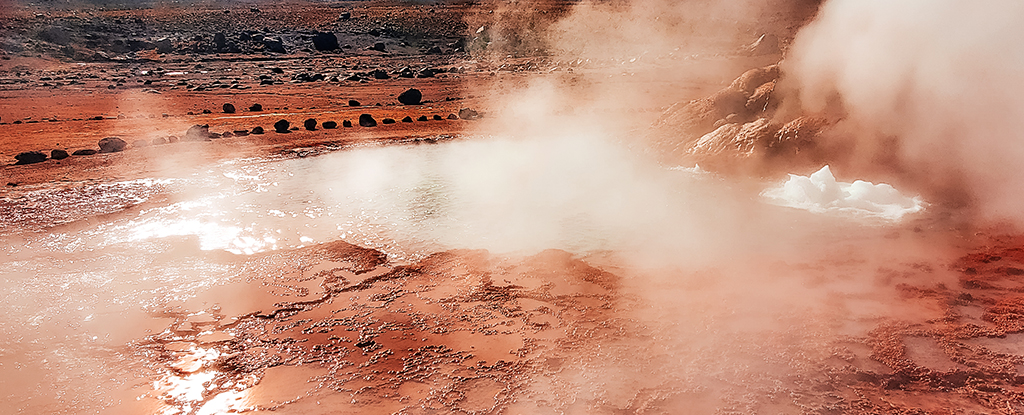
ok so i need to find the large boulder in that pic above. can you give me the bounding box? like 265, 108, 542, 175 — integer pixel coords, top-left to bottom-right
397, 88, 422, 105
185, 124, 211, 141
72, 149, 97, 156
50, 149, 69, 160
263, 37, 286, 54
98, 137, 127, 153
304, 118, 317, 130
274, 119, 290, 133
458, 108, 481, 120
312, 32, 339, 51
729, 65, 780, 95
223, 103, 236, 113
14, 151, 46, 165
359, 114, 377, 127
249, 103, 263, 112
322, 121, 338, 129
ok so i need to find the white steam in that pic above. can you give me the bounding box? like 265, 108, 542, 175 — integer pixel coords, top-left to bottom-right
762, 165, 925, 221
787, 0, 1024, 221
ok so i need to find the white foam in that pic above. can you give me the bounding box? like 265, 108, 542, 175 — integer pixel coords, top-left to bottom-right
762, 165, 925, 221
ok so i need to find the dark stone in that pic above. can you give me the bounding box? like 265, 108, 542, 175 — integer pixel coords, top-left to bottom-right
263, 37, 286, 54
397, 88, 422, 105
72, 149, 98, 156
270, 67, 284, 74
304, 118, 317, 130
433, 115, 443, 121
249, 103, 263, 111
339, 11, 351, 20
98, 137, 127, 153
185, 124, 211, 141
251, 126, 265, 134
342, 120, 353, 127
220, 131, 234, 138
213, 32, 227, 49
417, 67, 438, 78
358, 114, 377, 127
14, 151, 46, 165
458, 108, 480, 120
233, 130, 250, 136
447, 114, 459, 120
371, 69, 390, 80
50, 149, 69, 160
312, 32, 339, 51
371, 42, 386, 52
202, 109, 212, 114
208, 133, 221, 139
322, 121, 338, 129
382, 118, 396, 124
274, 119, 291, 133
426, 45, 442, 55
402, 116, 413, 123
417, 115, 428, 121
155, 38, 173, 54
223, 103, 236, 113
348, 99, 361, 107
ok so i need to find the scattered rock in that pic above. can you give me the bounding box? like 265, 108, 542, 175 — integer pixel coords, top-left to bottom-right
359, 114, 377, 127
223, 103, 236, 113
348, 99, 361, 106
221, 131, 234, 138
155, 38, 173, 54
263, 37, 286, 53
274, 119, 291, 133
402, 116, 413, 123
426, 45, 443, 55
312, 32, 339, 51
50, 149, 69, 160
433, 115, 444, 121
304, 118, 318, 130
339, 11, 351, 20
249, 103, 263, 111
72, 149, 98, 156
397, 88, 422, 105
371, 69, 390, 80
251, 126, 265, 134
98, 137, 127, 153
342, 120, 353, 127
458, 108, 480, 120
417, 115, 428, 121
447, 114, 458, 120
322, 121, 338, 129
14, 151, 46, 165
371, 42, 386, 52
233, 130, 250, 136
185, 124, 211, 141
382, 118, 396, 124
167, 136, 180, 143
202, 109, 212, 114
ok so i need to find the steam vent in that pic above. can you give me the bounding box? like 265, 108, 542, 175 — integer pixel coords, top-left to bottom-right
3, 1, 1024, 414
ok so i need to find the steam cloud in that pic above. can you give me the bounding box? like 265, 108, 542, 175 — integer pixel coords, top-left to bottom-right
786, 0, 1024, 221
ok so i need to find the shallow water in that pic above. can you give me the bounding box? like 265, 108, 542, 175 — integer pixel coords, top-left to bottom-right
0, 137, 952, 414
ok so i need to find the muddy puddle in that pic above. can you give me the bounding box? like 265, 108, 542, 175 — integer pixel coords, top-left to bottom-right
3, 137, 1023, 414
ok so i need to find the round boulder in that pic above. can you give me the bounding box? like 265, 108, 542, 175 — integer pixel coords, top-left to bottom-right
397, 88, 422, 105
249, 103, 263, 112
322, 121, 338, 129
98, 137, 127, 153
382, 118, 396, 124
223, 103, 236, 113
304, 118, 317, 130
401, 116, 413, 123
358, 114, 377, 127
312, 32, 339, 51
342, 120, 353, 127
274, 119, 290, 133
348, 99, 361, 107
50, 149, 69, 160
251, 126, 265, 134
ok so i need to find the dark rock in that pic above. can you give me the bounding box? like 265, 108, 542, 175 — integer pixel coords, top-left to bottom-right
433, 115, 443, 121
213, 32, 227, 50
397, 88, 422, 105
304, 118, 317, 130
359, 114, 377, 127
382, 118, 396, 124
417, 68, 439, 78
220, 131, 233, 138
426, 45, 443, 55
342, 120, 353, 127
50, 149, 69, 160
274, 119, 291, 133
312, 32, 339, 51
14, 151, 46, 165
223, 103, 236, 113
208, 132, 221, 139
371, 69, 390, 80
233, 130, 250, 136
249, 103, 263, 111
72, 149, 98, 156
270, 67, 284, 74
322, 121, 338, 129
98, 137, 127, 153
339, 11, 351, 20
185, 124, 211, 141
202, 109, 212, 114
447, 114, 458, 120
251, 126, 265, 134
417, 115, 428, 121
402, 116, 413, 123
263, 37, 286, 54
458, 108, 480, 120
348, 99, 361, 106
371, 42, 386, 52
155, 38, 173, 54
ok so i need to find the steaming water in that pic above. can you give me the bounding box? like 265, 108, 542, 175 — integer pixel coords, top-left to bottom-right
0, 136, 932, 414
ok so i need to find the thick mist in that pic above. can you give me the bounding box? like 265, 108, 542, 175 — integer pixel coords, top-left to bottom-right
786, 0, 1024, 222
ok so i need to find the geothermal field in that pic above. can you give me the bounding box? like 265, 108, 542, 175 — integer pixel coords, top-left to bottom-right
4, 0, 1024, 413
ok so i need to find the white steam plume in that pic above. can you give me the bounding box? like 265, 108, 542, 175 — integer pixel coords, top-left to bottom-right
786, 0, 1024, 220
